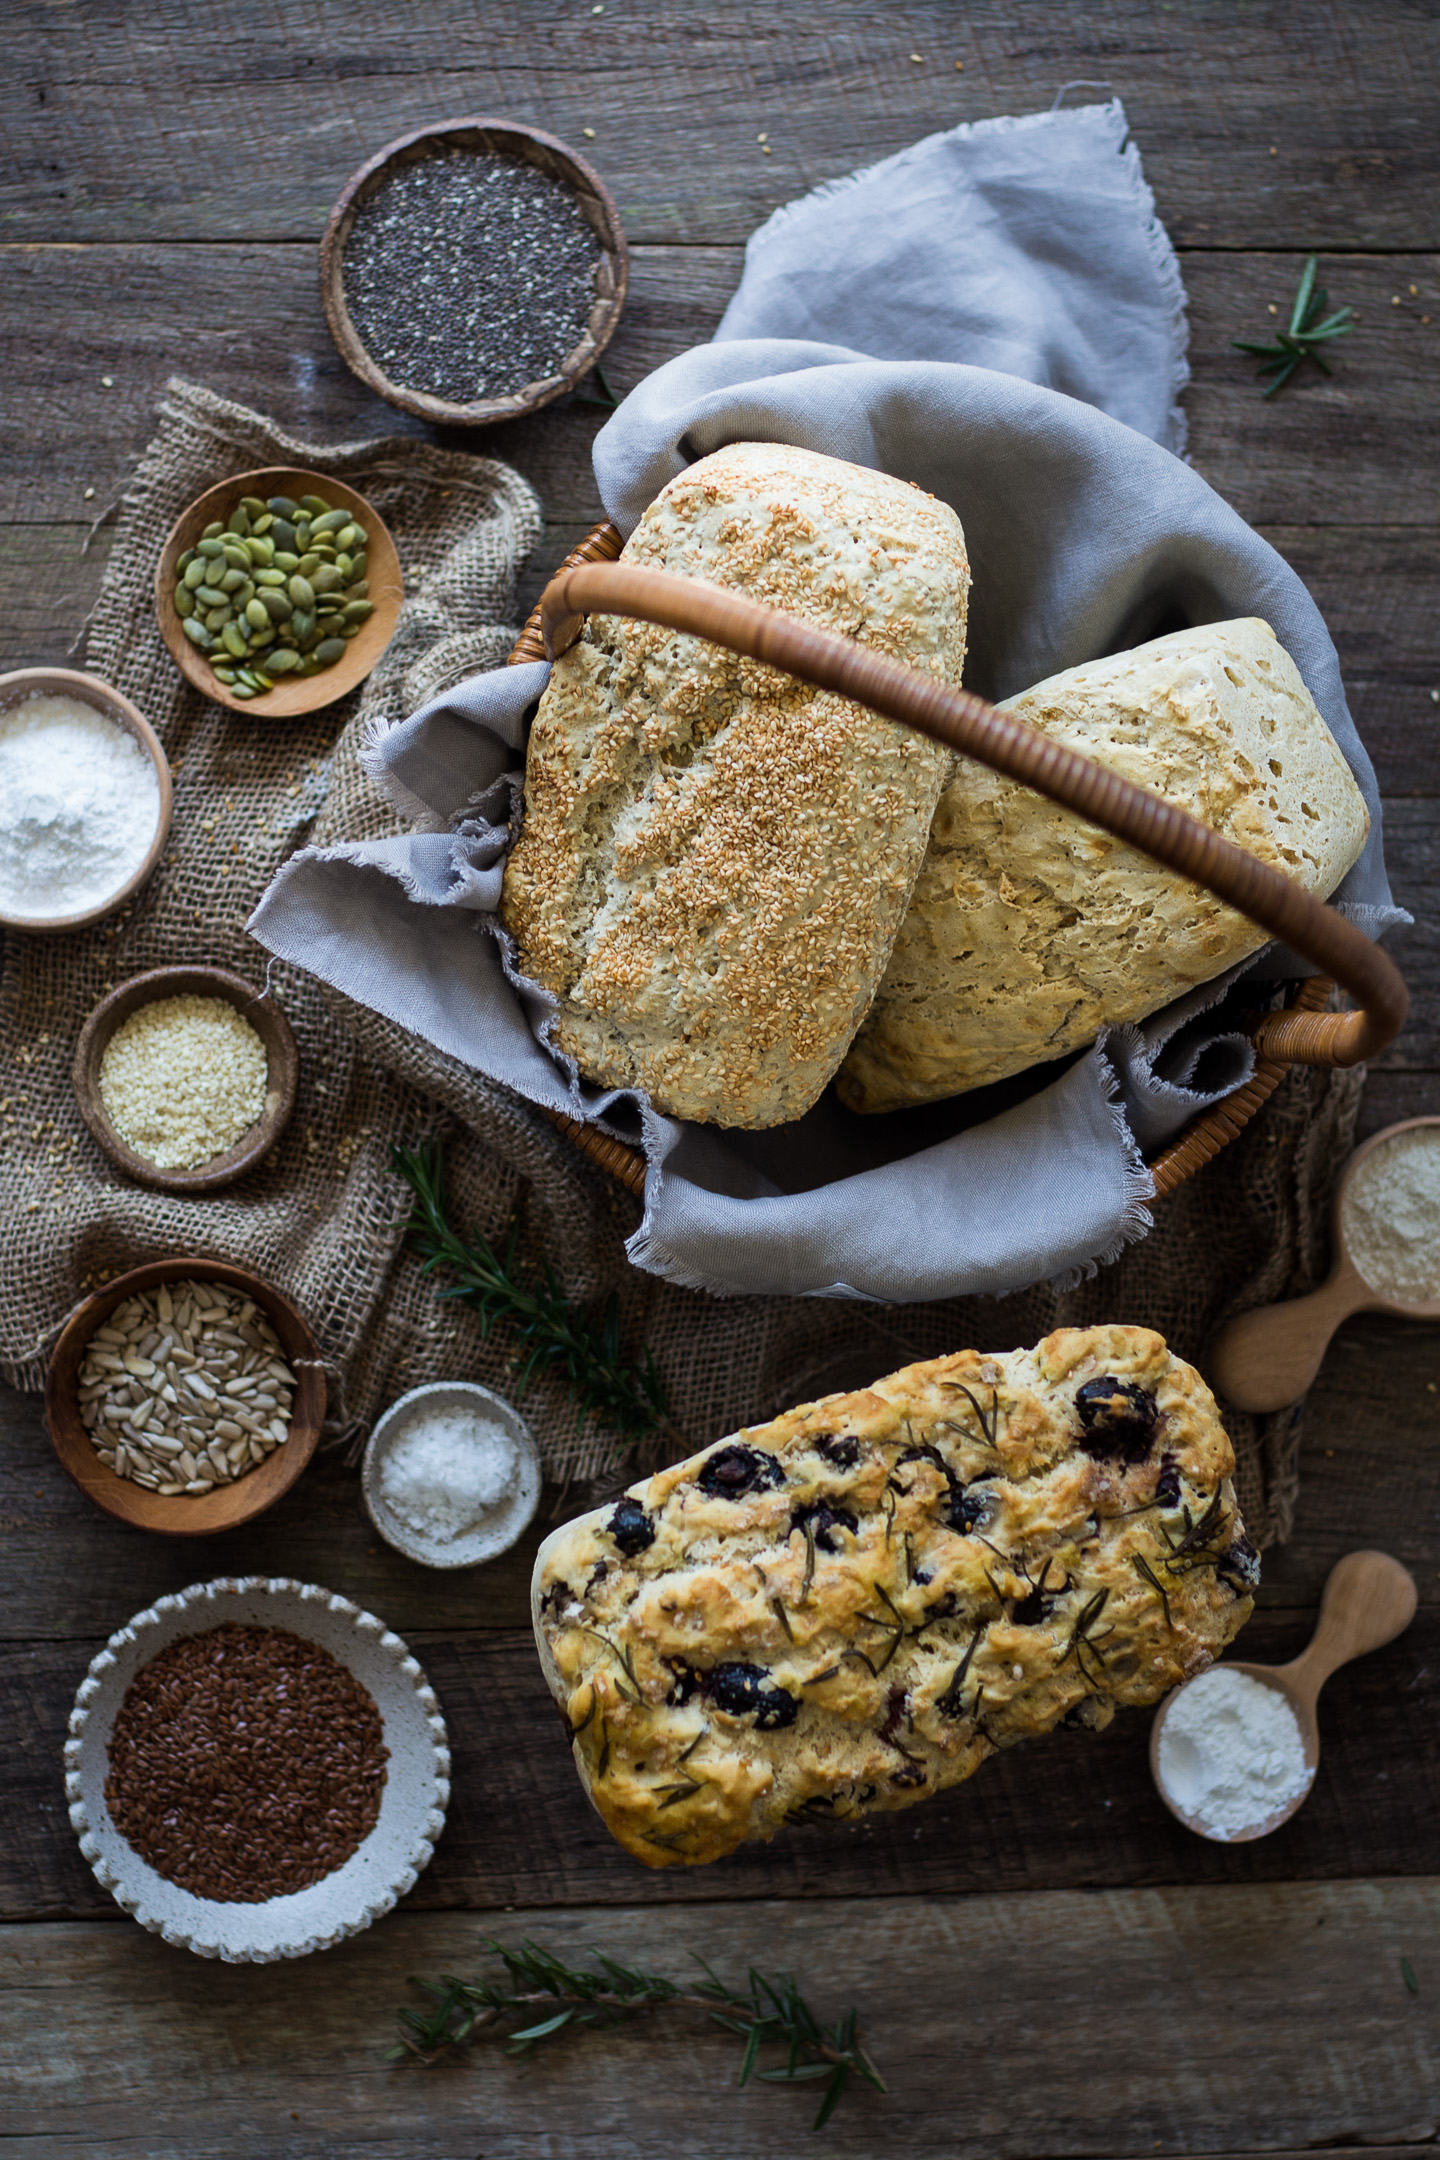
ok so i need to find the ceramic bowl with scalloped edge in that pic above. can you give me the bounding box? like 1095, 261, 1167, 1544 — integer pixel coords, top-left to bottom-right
65, 1576, 450, 1962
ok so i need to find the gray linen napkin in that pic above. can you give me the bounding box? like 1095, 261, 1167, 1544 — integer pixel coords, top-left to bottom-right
251, 105, 1403, 1303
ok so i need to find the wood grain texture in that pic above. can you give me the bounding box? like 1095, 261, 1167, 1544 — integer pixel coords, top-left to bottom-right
2, 244, 1437, 524
2, 0, 1438, 249
5, 1883, 1439, 2157
9, 1604, 1439, 1925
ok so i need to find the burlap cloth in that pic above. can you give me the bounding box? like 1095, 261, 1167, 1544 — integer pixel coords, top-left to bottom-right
0, 377, 1363, 1544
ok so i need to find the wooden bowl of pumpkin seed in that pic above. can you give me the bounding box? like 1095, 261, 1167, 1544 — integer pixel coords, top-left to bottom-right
155, 466, 403, 717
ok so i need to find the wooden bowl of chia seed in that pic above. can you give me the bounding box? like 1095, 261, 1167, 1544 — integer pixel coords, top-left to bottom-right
319, 117, 629, 426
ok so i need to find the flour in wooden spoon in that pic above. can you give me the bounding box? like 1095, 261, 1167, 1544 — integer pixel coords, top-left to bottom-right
1157, 1666, 1309, 1837
1340, 1125, 1440, 1306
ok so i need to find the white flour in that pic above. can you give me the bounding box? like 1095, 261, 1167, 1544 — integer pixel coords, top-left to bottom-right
0, 693, 160, 920
1156, 1665, 1310, 1837
1340, 1124, 1440, 1306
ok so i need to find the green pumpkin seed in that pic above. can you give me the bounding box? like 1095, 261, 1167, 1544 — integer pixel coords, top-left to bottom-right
349, 551, 368, 581
227, 505, 252, 537
219, 566, 248, 593
334, 523, 361, 553
175, 588, 196, 619
204, 604, 232, 631
213, 666, 238, 683
288, 574, 316, 610
334, 552, 354, 581
177, 547, 197, 572
222, 621, 248, 658
239, 668, 269, 690
308, 508, 349, 536
293, 519, 311, 552
182, 617, 212, 649
261, 589, 293, 621
263, 648, 300, 674
183, 557, 207, 590
231, 681, 257, 698
197, 536, 225, 559
342, 622, 361, 638
251, 512, 274, 535
312, 637, 348, 666
248, 623, 276, 647
194, 584, 225, 608
221, 542, 251, 572
254, 567, 287, 587
296, 552, 322, 578
289, 609, 316, 642
245, 598, 270, 631
240, 496, 268, 518
202, 520, 225, 541
269, 518, 296, 552
272, 550, 300, 573
267, 495, 302, 520
342, 599, 375, 623
310, 563, 342, 594
299, 494, 331, 517
244, 535, 274, 567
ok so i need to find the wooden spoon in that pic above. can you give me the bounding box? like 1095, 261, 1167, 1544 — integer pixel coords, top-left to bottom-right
1150, 1549, 1417, 1841
1209, 1115, 1440, 1412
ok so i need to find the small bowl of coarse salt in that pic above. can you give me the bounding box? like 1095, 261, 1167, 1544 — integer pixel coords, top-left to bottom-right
0, 667, 172, 932
362, 1381, 542, 1569
73, 964, 299, 1194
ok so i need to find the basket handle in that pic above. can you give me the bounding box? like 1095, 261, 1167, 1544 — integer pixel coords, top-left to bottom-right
538, 563, 1405, 1068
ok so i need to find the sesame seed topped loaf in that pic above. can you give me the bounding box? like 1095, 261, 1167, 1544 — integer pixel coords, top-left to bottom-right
837, 617, 1371, 1114
500, 442, 969, 1127
532, 1325, 1256, 1868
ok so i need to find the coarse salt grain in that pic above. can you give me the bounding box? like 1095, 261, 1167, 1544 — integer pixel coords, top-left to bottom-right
98, 994, 268, 1169
379, 1406, 518, 1543
1157, 1666, 1309, 1838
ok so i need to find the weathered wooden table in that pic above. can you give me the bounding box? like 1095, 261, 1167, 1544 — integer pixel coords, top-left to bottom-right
3, 6, 1437, 2153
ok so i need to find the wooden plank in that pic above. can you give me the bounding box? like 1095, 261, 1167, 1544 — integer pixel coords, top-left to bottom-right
1257, 527, 1440, 801
2, 244, 1437, 526
9, 1595, 1439, 1922
4, 1883, 1439, 2156
2, 1, 1437, 250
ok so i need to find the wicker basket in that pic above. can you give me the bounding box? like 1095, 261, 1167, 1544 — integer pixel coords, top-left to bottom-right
507, 523, 1405, 1204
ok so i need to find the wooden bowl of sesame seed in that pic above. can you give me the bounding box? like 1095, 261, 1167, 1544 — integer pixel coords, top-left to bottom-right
72, 964, 299, 1194
45, 1258, 325, 1536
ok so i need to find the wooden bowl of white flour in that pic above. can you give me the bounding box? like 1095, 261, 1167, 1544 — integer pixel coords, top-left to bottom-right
0, 667, 172, 932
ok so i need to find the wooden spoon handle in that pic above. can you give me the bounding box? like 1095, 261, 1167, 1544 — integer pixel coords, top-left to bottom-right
1207, 1262, 1372, 1412
1280, 1551, 1418, 1712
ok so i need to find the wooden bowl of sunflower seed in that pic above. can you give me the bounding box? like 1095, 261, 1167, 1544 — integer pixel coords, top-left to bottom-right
45, 1259, 325, 1535
155, 466, 402, 717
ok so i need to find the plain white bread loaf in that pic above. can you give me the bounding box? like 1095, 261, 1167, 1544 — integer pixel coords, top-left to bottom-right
837, 617, 1370, 1114
501, 442, 970, 1128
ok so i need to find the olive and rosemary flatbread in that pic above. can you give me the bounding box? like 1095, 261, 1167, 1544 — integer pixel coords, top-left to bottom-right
533, 1326, 1256, 1867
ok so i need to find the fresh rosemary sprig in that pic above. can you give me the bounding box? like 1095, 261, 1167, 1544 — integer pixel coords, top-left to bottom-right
391, 1137, 684, 1461
1232, 251, 1355, 398
390, 1937, 886, 2132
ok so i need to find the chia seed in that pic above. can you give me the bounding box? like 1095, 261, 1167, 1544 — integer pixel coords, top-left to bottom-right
342, 149, 603, 405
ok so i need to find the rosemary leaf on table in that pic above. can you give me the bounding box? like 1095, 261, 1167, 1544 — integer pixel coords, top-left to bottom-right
1232, 250, 1355, 397
389, 1937, 886, 2133
391, 1137, 685, 1463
